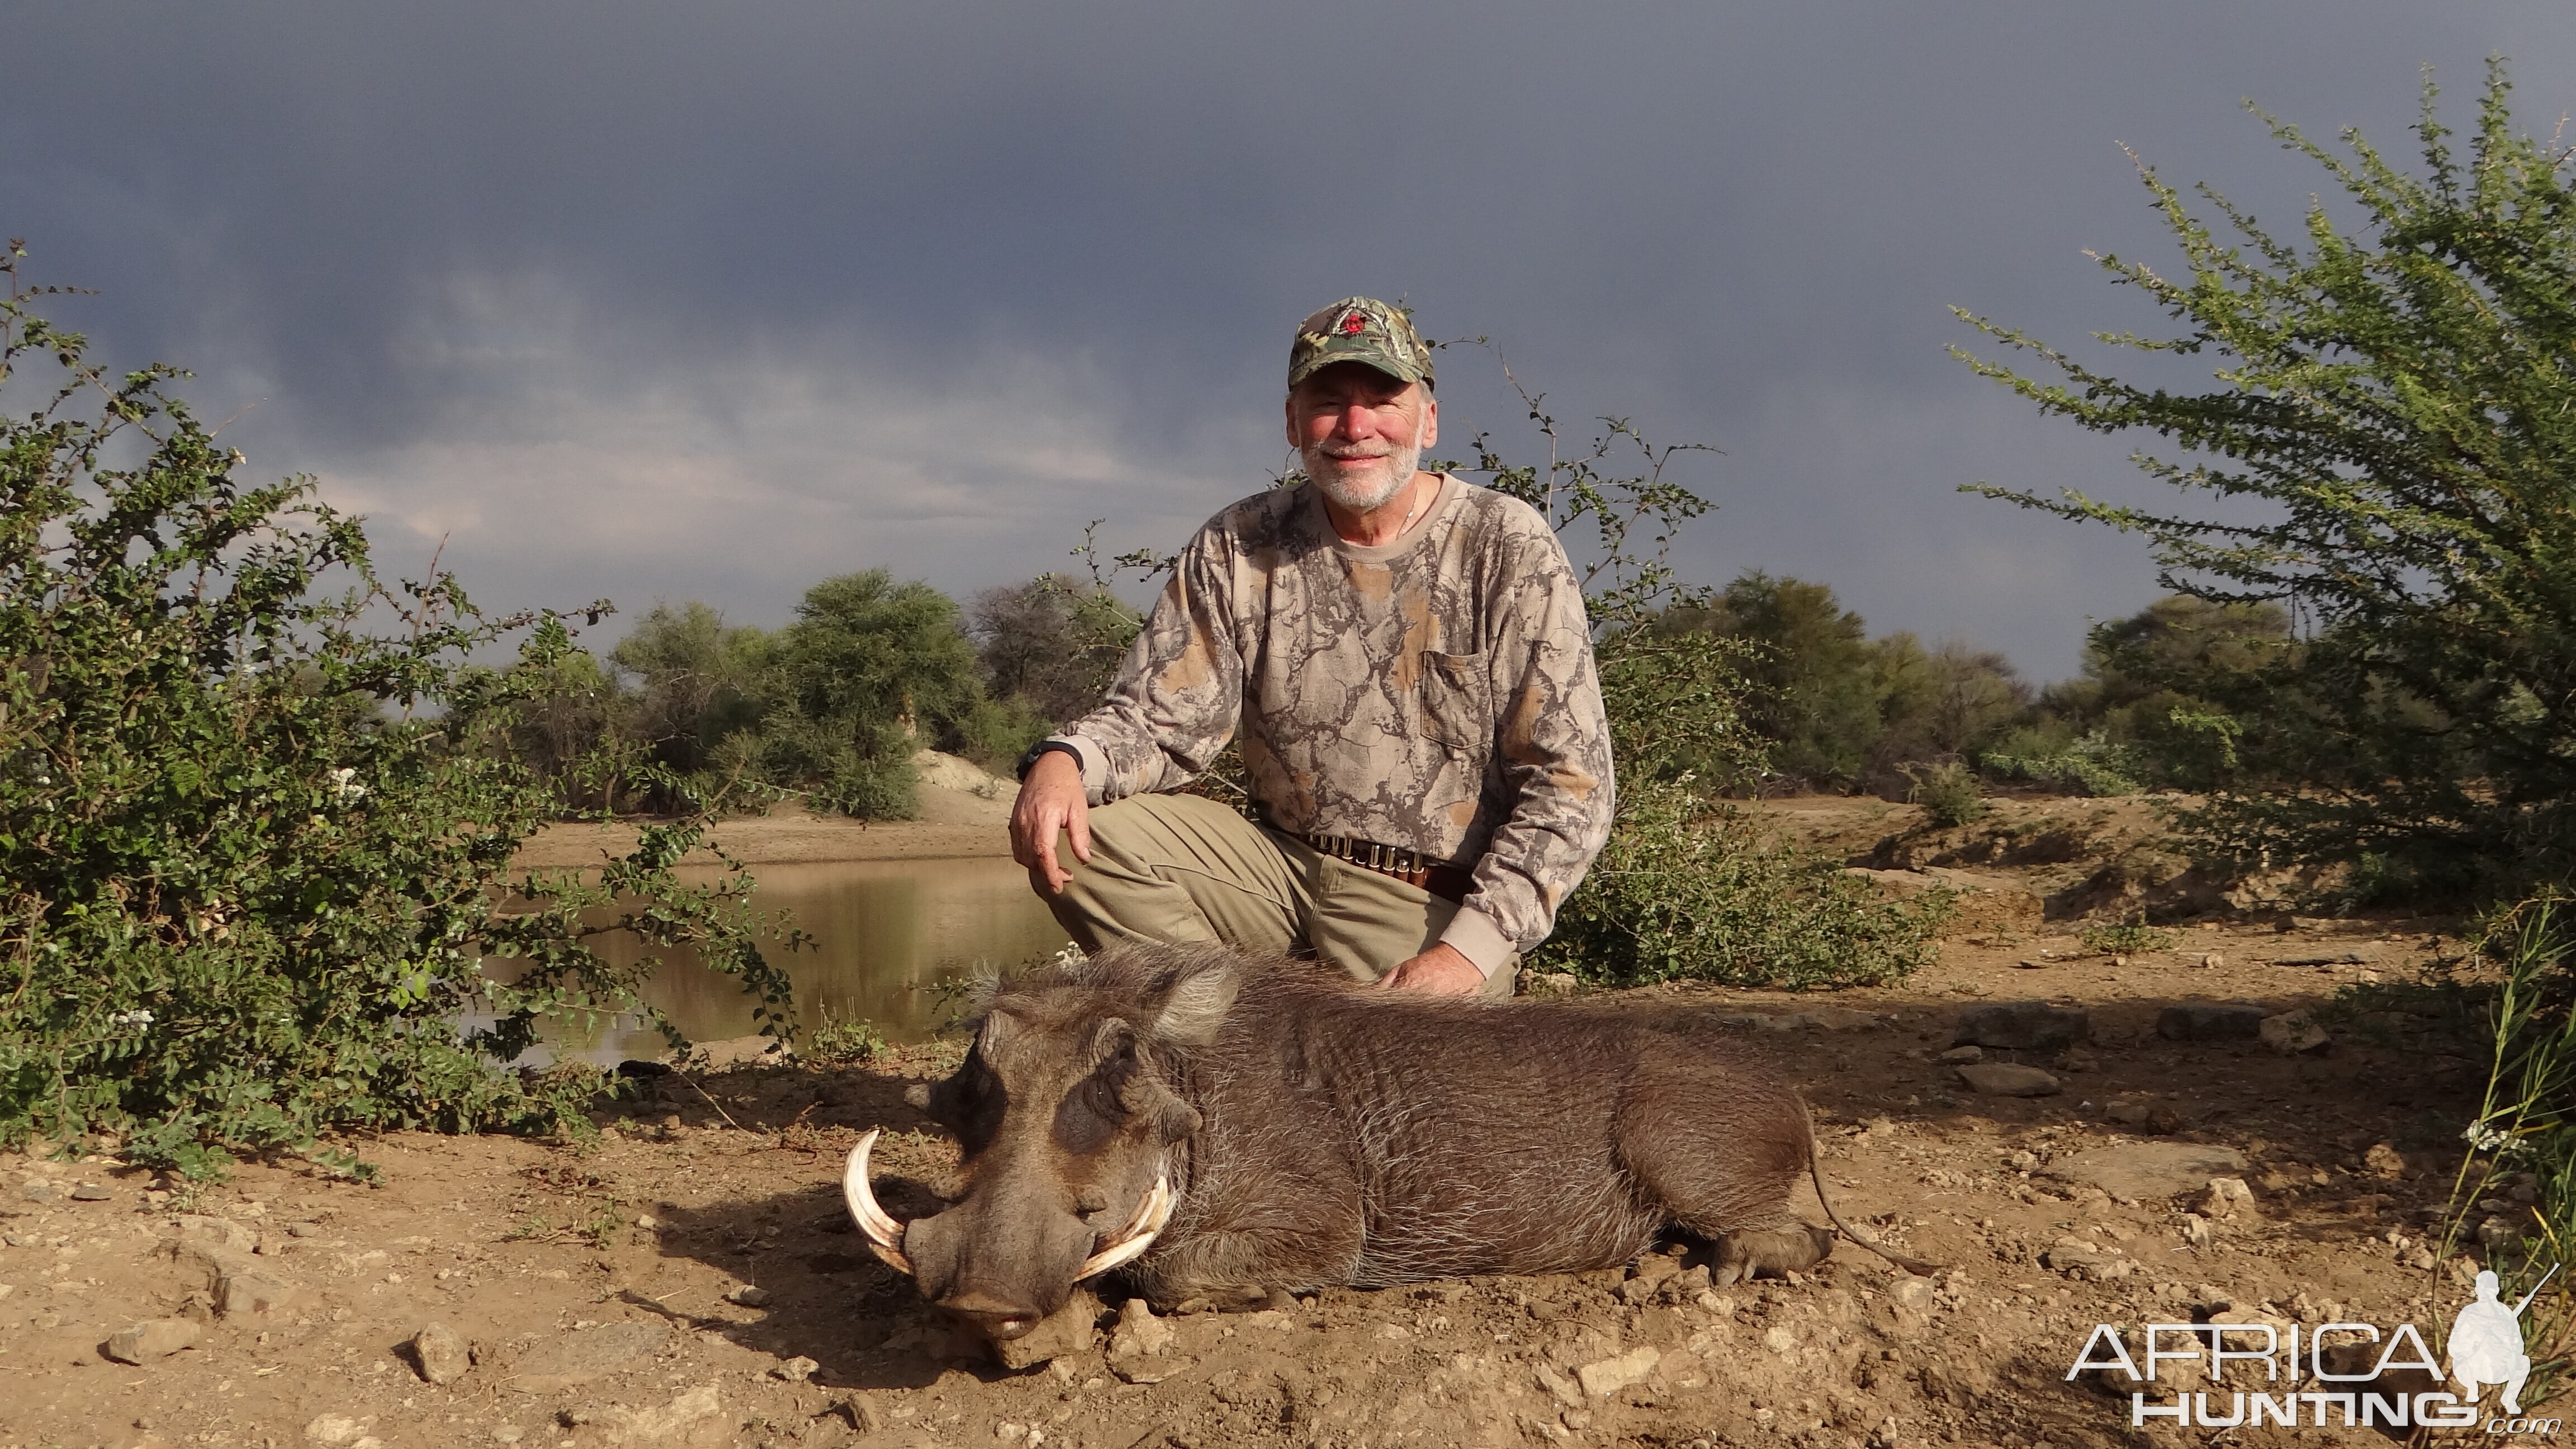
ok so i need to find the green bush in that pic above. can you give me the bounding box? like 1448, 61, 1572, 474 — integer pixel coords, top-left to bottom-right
2078, 916, 2174, 955
1527, 781, 1951, 989
1980, 728, 2145, 797
0, 250, 795, 1169
1903, 761, 1988, 828
801, 1003, 888, 1068
1961, 63, 2576, 898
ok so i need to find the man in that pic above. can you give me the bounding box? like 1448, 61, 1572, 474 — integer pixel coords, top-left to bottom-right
1010, 297, 1613, 996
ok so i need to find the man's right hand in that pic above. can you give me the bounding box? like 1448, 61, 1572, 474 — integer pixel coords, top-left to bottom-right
1011, 749, 1091, 894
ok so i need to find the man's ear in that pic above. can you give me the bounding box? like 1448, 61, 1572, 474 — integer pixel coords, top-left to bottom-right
1284, 390, 1300, 451
1417, 389, 1437, 449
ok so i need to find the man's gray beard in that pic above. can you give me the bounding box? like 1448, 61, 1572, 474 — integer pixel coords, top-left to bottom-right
1304, 438, 1423, 514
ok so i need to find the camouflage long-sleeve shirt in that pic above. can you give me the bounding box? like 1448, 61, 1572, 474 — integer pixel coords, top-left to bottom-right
1052, 473, 1614, 974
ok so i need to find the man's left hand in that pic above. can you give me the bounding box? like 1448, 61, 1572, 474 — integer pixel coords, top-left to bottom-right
1375, 943, 1486, 996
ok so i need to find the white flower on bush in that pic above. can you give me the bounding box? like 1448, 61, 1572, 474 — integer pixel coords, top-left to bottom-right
108, 1009, 154, 1027
328, 766, 367, 803
2461, 1120, 2522, 1157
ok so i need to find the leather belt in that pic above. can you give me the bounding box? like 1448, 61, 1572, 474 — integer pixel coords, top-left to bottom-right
1301, 832, 1474, 904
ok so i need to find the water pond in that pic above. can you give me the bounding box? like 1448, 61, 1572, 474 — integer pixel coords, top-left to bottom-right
515, 855, 1068, 1067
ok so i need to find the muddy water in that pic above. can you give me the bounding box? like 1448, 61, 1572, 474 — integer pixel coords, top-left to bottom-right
531, 856, 1068, 1066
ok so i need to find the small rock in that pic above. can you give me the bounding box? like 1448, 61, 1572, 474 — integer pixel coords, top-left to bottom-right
2478, 1214, 2526, 1247
1953, 1001, 2090, 1052
2200, 1177, 2256, 1218
992, 1287, 1104, 1371
286, 1222, 324, 1239
2014, 958, 2045, 970
2258, 1011, 2329, 1055
2360, 1143, 2408, 1180
1576, 1346, 1661, 1398
2157, 1005, 2268, 1041
770, 1355, 820, 1382
217, 1263, 295, 1319
2042, 1239, 2133, 1281
103, 1318, 201, 1363
725, 1284, 770, 1308
1955, 1063, 2061, 1097
1938, 1045, 1983, 1064
2198, 952, 2223, 969
409, 1322, 471, 1384
18, 1182, 58, 1203
2041, 1144, 2247, 1201
68, 1183, 113, 1201
2177, 1215, 2213, 1248
173, 1215, 261, 1253
304, 1414, 373, 1446
1108, 1295, 1173, 1360
1888, 1277, 1936, 1312
2105, 1096, 2154, 1126
563, 1385, 721, 1445
512, 1320, 671, 1391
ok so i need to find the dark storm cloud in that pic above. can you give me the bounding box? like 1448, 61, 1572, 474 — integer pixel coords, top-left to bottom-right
8, 2, 2573, 676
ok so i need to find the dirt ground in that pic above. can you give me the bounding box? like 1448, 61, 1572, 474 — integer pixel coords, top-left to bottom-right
2, 793, 2551, 1449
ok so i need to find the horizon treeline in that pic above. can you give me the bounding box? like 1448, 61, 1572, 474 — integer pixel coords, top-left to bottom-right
524, 560, 2286, 822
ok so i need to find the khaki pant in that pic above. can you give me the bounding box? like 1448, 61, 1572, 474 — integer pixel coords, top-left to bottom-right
1035, 792, 1512, 998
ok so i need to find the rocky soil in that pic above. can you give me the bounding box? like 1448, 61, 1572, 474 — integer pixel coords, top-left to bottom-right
1, 795, 2555, 1449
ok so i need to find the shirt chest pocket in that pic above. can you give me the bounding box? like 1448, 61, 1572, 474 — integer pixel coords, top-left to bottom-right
1417, 650, 1490, 752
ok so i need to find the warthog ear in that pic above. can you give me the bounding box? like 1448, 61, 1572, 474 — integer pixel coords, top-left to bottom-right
1145, 957, 1240, 1046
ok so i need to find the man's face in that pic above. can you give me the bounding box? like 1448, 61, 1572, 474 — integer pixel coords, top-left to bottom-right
1286, 362, 1438, 514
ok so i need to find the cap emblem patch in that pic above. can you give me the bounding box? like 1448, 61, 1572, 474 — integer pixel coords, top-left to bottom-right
1338, 309, 1369, 335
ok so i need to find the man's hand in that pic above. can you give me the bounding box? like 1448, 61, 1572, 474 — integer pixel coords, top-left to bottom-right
1011, 750, 1090, 894
1375, 942, 1485, 996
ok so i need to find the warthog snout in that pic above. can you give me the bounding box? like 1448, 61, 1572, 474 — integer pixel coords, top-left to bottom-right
845, 1048, 1182, 1340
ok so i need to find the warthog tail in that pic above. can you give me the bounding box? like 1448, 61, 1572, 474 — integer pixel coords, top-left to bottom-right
1798, 1092, 1940, 1278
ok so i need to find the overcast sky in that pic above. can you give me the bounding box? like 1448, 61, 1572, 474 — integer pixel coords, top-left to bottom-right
10, 2, 2573, 680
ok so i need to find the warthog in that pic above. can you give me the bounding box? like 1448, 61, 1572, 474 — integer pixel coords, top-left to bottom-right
847, 943, 1921, 1343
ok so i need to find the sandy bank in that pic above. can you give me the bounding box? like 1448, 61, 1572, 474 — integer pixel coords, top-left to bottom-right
512, 752, 1017, 868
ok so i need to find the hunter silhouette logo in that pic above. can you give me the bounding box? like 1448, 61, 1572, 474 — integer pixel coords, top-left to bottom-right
2451, 1266, 2553, 1415
2064, 1262, 2561, 1433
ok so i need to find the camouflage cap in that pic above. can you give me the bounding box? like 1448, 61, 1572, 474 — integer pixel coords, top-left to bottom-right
1288, 297, 1434, 392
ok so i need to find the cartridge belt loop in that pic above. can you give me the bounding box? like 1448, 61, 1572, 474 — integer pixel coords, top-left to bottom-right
1300, 830, 1473, 905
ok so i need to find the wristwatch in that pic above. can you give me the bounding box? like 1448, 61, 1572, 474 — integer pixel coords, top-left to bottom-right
1016, 740, 1083, 782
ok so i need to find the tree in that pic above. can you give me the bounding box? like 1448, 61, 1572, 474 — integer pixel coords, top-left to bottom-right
1657, 572, 1882, 786
1873, 637, 2032, 774
609, 600, 770, 775
969, 573, 1135, 726
1957, 63, 2576, 898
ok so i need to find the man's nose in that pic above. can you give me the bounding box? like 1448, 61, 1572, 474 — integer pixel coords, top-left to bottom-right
1332, 402, 1375, 438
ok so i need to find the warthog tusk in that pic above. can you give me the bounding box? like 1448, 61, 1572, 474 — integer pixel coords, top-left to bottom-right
1075, 1173, 1174, 1281
845, 1129, 915, 1276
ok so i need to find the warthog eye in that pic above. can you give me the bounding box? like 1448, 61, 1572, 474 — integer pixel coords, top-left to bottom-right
1053, 1041, 1140, 1154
